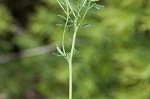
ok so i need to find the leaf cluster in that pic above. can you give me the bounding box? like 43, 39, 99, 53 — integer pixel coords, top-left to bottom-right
56, 0, 104, 59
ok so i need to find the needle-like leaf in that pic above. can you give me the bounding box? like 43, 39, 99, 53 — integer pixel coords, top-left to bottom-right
56, 44, 64, 56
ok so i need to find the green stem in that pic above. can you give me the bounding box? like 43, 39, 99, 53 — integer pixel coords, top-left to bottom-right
68, 59, 72, 99
62, 0, 70, 54
68, 20, 78, 99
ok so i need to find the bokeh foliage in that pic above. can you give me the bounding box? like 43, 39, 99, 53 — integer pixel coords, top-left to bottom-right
0, 0, 150, 99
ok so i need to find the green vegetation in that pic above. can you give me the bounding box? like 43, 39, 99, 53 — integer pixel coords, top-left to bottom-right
56, 0, 103, 99
0, 0, 150, 99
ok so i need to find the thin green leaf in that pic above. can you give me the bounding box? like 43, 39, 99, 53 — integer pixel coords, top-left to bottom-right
91, 0, 99, 2
58, 15, 73, 23
56, 44, 64, 55
53, 53, 63, 56
80, 24, 92, 28
58, 15, 66, 20
93, 4, 104, 10
56, 24, 64, 26
73, 49, 79, 55
67, 24, 74, 27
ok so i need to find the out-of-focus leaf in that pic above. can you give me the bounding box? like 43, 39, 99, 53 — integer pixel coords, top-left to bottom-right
0, 5, 12, 35
28, 7, 56, 35
13, 35, 40, 49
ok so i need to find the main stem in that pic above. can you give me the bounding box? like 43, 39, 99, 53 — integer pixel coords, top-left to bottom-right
68, 59, 72, 99
68, 22, 78, 99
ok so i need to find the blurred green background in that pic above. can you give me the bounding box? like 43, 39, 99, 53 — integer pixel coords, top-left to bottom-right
0, 0, 150, 99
